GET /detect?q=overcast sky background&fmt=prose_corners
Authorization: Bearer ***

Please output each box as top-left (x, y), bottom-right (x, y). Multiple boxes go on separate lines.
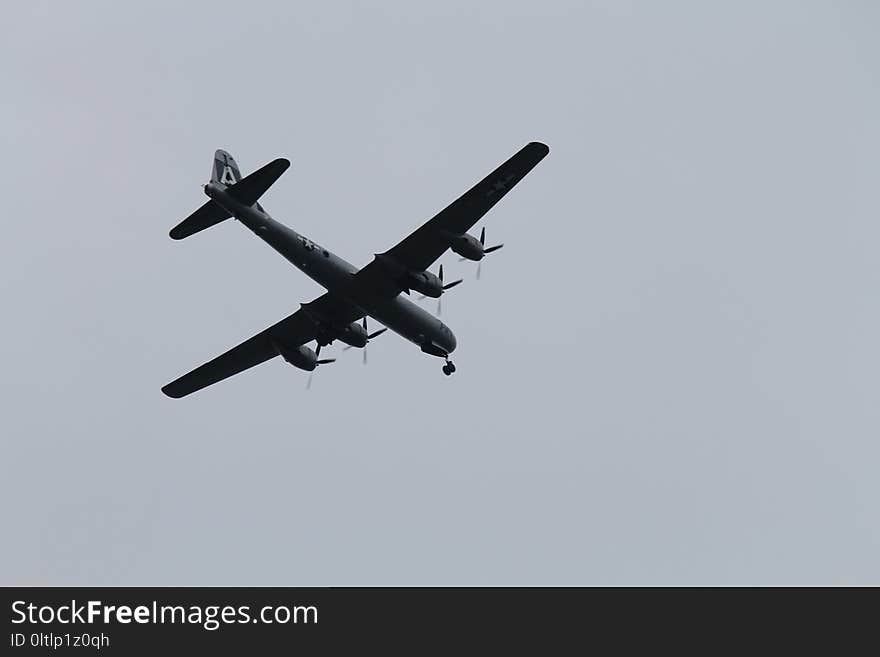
top-left (2, 1), bottom-right (879, 585)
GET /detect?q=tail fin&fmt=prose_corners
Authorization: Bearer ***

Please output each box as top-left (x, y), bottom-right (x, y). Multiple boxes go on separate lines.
top-left (170, 150), bottom-right (288, 240)
top-left (212, 149), bottom-right (243, 186)
top-left (210, 148), bottom-right (291, 207)
top-left (223, 157), bottom-right (290, 207)
top-left (169, 149), bottom-right (239, 239)
top-left (168, 149), bottom-right (290, 240)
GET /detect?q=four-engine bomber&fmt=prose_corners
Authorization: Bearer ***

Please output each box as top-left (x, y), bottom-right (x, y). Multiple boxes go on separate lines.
top-left (162, 142), bottom-right (549, 397)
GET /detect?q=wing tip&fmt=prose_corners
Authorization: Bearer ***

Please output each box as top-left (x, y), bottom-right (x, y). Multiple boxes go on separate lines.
top-left (527, 141), bottom-right (550, 157)
top-left (161, 383), bottom-right (186, 398)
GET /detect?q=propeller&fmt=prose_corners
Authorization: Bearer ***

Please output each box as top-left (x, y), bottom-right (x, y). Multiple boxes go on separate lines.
top-left (480, 226), bottom-right (504, 254)
top-left (342, 317), bottom-right (387, 364)
top-left (437, 264), bottom-right (463, 316)
top-left (305, 341), bottom-right (336, 389)
top-left (314, 341), bottom-right (340, 364)
top-left (306, 354), bottom-right (336, 390)
top-left (440, 264), bottom-right (463, 290)
top-left (461, 227), bottom-right (503, 279)
top-left (418, 264), bottom-right (463, 315)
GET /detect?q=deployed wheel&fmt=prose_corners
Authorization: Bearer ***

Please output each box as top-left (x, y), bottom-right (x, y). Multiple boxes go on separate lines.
top-left (442, 364), bottom-right (452, 376)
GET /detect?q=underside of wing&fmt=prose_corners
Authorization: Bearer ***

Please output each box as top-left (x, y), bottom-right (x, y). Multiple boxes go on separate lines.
top-left (161, 293), bottom-right (361, 398)
top-left (383, 142), bottom-right (549, 272)
top-left (161, 312), bottom-right (310, 398)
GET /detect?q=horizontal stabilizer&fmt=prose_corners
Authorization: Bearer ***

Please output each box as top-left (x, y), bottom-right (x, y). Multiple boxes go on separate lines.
top-left (225, 158), bottom-right (290, 207)
top-left (169, 200), bottom-right (232, 240)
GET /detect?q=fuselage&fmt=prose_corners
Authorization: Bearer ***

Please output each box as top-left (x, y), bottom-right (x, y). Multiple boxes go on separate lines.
top-left (204, 183), bottom-right (457, 356)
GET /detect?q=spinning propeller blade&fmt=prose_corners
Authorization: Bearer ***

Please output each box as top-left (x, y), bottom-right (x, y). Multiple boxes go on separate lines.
top-left (307, 346), bottom-right (335, 389)
top-left (343, 318), bottom-right (386, 363)
top-left (476, 227), bottom-right (503, 279)
top-left (437, 264), bottom-right (462, 316)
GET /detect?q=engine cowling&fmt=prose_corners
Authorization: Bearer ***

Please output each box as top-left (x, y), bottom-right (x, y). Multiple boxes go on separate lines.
top-left (403, 270), bottom-right (444, 298)
top-left (338, 321), bottom-right (368, 348)
top-left (450, 233), bottom-right (484, 261)
top-left (276, 343), bottom-right (319, 371)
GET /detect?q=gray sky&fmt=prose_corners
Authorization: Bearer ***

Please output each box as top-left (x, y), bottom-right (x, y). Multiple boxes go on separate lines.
top-left (2, 1), bottom-right (879, 585)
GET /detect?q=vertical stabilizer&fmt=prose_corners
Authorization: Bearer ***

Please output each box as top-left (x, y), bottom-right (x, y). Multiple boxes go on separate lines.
top-left (212, 149), bottom-right (243, 186)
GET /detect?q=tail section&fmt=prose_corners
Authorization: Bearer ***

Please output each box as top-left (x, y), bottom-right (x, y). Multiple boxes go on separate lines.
top-left (169, 199), bottom-right (231, 240)
top-left (169, 150), bottom-right (289, 240)
top-left (212, 149), bottom-right (243, 186)
top-left (222, 157), bottom-right (290, 207)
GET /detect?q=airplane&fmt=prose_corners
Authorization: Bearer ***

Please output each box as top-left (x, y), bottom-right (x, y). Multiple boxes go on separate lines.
top-left (161, 142), bottom-right (550, 398)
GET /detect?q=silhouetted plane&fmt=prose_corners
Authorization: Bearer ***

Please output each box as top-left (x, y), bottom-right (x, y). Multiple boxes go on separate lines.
top-left (162, 142), bottom-right (549, 397)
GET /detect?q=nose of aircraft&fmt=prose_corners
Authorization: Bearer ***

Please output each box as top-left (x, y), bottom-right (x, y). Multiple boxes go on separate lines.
top-left (444, 327), bottom-right (457, 354)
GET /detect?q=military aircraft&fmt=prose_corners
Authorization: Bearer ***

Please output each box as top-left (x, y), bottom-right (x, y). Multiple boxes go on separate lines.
top-left (162, 142), bottom-right (549, 398)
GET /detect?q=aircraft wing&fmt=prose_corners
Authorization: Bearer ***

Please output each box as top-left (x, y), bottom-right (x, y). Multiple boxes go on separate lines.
top-left (161, 293), bottom-right (363, 398)
top-left (375, 142), bottom-right (549, 274)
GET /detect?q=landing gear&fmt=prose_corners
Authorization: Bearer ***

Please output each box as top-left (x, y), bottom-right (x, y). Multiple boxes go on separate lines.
top-left (442, 359), bottom-right (456, 376)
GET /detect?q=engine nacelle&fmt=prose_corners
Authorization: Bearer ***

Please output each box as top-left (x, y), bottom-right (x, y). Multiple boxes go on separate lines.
top-left (276, 343), bottom-right (319, 371)
top-left (338, 321), bottom-right (368, 348)
top-left (450, 233), bottom-right (484, 261)
top-left (404, 270), bottom-right (444, 298)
